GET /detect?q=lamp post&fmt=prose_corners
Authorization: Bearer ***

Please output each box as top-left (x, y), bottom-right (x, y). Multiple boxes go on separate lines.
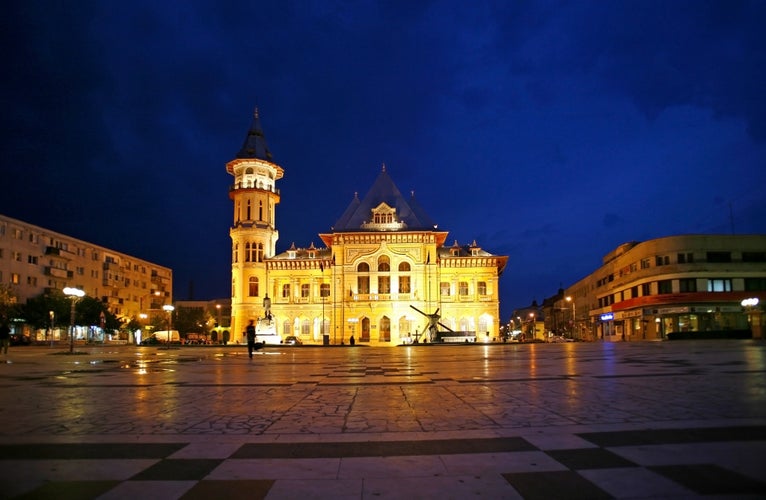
top-left (741, 298), bottom-right (762, 339)
top-left (565, 296), bottom-right (576, 339)
top-left (63, 287), bottom-right (85, 354)
top-left (163, 304), bottom-right (174, 348)
top-left (49, 310), bottom-right (54, 347)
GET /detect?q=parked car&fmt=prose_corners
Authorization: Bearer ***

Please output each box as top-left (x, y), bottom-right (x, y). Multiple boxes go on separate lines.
top-left (284, 335), bottom-right (302, 345)
top-left (10, 334), bottom-right (31, 346)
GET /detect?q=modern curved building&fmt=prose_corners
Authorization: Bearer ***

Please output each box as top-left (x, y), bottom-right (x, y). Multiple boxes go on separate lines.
top-left (557, 235), bottom-right (766, 341)
top-left (227, 111), bottom-right (508, 345)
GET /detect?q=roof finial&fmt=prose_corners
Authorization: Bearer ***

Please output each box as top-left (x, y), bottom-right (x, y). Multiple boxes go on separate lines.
top-left (381, 162), bottom-right (386, 172)
top-left (254, 107), bottom-right (259, 119)
top-left (411, 190), bottom-right (415, 197)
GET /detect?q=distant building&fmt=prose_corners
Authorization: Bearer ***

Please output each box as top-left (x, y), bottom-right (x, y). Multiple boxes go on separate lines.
top-left (0, 214), bottom-right (172, 323)
top-left (227, 111), bottom-right (508, 345)
top-left (556, 235), bottom-right (766, 341)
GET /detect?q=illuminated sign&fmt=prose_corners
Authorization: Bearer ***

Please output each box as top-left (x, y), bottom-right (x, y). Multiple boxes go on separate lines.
top-left (600, 313), bottom-right (614, 321)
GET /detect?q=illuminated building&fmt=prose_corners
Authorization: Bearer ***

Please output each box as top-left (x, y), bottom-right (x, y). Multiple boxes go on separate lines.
top-left (227, 111), bottom-right (508, 345)
top-left (557, 235), bottom-right (766, 341)
top-left (0, 214), bottom-right (172, 323)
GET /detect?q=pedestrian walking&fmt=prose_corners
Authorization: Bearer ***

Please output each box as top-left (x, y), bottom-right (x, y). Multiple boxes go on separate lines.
top-left (246, 320), bottom-right (257, 358)
top-left (0, 320), bottom-right (10, 356)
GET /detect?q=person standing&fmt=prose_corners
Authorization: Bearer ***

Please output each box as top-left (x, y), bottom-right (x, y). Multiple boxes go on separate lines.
top-left (246, 320), bottom-right (257, 359)
top-left (0, 321), bottom-right (10, 357)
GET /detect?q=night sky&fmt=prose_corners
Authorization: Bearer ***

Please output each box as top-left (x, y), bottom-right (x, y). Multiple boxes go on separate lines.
top-left (2, 1), bottom-right (765, 321)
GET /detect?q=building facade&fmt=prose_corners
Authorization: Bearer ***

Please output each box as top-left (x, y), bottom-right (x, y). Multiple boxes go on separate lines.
top-left (0, 214), bottom-right (173, 325)
top-left (555, 235), bottom-right (766, 341)
top-left (228, 111), bottom-right (508, 345)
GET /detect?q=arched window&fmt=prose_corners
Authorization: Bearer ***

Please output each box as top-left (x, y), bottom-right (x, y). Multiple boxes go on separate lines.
top-left (301, 319), bottom-right (311, 336)
top-left (377, 255), bottom-right (390, 272)
top-left (380, 316), bottom-right (391, 342)
top-left (282, 283), bottom-right (290, 298)
top-left (257, 243), bottom-right (264, 262)
top-left (244, 242), bottom-right (252, 262)
top-left (259, 200), bottom-right (263, 221)
top-left (357, 262), bottom-right (369, 294)
top-left (233, 243), bottom-right (239, 263)
top-left (246, 199), bottom-right (252, 220)
top-left (398, 261), bottom-right (411, 294)
top-left (248, 277), bottom-right (259, 297)
top-left (377, 256), bottom-right (390, 294)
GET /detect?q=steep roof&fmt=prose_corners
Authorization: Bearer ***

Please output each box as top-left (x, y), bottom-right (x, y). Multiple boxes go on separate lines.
top-left (235, 108), bottom-right (273, 161)
top-left (332, 166), bottom-right (436, 231)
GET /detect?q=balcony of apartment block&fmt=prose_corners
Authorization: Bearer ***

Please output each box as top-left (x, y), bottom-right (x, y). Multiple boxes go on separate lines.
top-left (44, 267), bottom-right (69, 278)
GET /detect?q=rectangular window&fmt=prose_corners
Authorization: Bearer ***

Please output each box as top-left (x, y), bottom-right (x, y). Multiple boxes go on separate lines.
top-left (11, 273), bottom-right (20, 284)
top-left (27, 255), bottom-right (38, 265)
top-left (478, 281), bottom-right (487, 295)
top-left (677, 252), bottom-right (694, 264)
top-left (679, 278), bottom-right (697, 292)
top-left (301, 284), bottom-right (310, 298)
top-left (707, 279), bottom-right (732, 292)
top-left (655, 256), bottom-right (670, 266)
top-left (399, 276), bottom-right (411, 294)
top-left (657, 280), bottom-right (673, 294)
top-left (13, 251), bottom-right (21, 262)
top-left (27, 276), bottom-right (37, 286)
top-left (641, 259), bottom-right (650, 269)
top-left (706, 252), bottom-right (731, 263)
top-left (378, 276), bottom-right (390, 294)
top-left (641, 283), bottom-right (651, 296)
top-left (742, 252), bottom-right (766, 262)
top-left (320, 283), bottom-right (330, 297)
top-left (440, 282), bottom-right (450, 296)
top-left (458, 281), bottom-right (469, 296)
top-left (357, 276), bottom-right (369, 294)
top-left (744, 278), bottom-right (766, 291)
top-left (282, 284), bottom-right (290, 298)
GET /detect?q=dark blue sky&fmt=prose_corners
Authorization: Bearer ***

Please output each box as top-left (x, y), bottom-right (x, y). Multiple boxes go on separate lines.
top-left (2, 1), bottom-right (765, 321)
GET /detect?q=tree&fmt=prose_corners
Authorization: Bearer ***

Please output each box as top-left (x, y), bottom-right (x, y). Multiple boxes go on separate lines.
top-left (21, 291), bottom-right (119, 331)
top-left (0, 283), bottom-right (21, 321)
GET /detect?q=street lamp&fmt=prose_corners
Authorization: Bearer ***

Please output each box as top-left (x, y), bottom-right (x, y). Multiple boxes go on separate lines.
top-left (48, 310), bottom-right (55, 347)
top-left (63, 287), bottom-right (85, 354)
top-left (741, 298), bottom-right (762, 339)
top-left (163, 304), bottom-right (174, 347)
top-left (565, 296), bottom-right (576, 339)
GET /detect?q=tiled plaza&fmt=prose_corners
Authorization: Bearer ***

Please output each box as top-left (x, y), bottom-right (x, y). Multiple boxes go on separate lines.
top-left (1, 340), bottom-right (765, 499)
